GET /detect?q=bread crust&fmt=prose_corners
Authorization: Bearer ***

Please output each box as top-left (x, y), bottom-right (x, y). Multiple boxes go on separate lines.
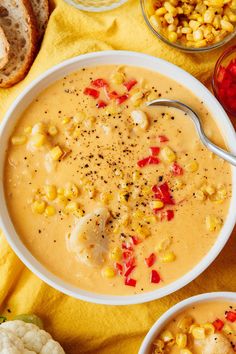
top-left (31, 0), bottom-right (49, 39)
top-left (0, 0), bottom-right (38, 88)
top-left (0, 26), bottom-right (9, 70)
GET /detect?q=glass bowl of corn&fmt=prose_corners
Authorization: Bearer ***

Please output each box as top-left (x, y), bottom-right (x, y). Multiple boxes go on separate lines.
top-left (141, 0), bottom-right (236, 52)
top-left (63, 0), bottom-right (128, 12)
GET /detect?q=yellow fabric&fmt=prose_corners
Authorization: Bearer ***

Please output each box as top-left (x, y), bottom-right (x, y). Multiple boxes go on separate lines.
top-left (0, 1), bottom-right (236, 353)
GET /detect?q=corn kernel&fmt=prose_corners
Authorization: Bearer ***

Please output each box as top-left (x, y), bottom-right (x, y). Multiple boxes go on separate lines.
top-left (113, 224), bottom-right (120, 235)
top-left (32, 122), bottom-right (46, 134)
top-left (223, 324), bottom-right (234, 335)
top-left (182, 27), bottom-right (193, 34)
top-left (62, 117), bottom-right (71, 125)
top-left (50, 146), bottom-right (63, 161)
top-left (111, 71), bottom-right (125, 84)
top-left (193, 28), bottom-right (204, 41)
top-left (164, 1), bottom-right (178, 15)
top-left (191, 326), bottom-right (206, 339)
top-left (24, 126), bottom-right (32, 134)
top-left (161, 146), bottom-right (177, 163)
top-left (156, 7), bottom-right (167, 16)
top-left (185, 161), bottom-right (199, 172)
top-left (64, 182), bottom-right (79, 199)
top-left (180, 350), bottom-right (193, 354)
top-left (11, 135), bottom-right (27, 146)
top-left (45, 205), bottom-right (56, 217)
top-left (31, 133), bottom-right (46, 147)
top-left (109, 247), bottom-right (122, 261)
top-left (168, 23), bottom-right (177, 32)
top-left (165, 12), bottom-right (175, 23)
top-left (45, 184), bottom-right (57, 201)
top-left (102, 266), bottom-right (116, 278)
top-left (32, 200), bottom-right (46, 214)
top-left (153, 339), bottom-right (165, 351)
top-left (73, 127), bottom-right (81, 138)
top-left (160, 251), bottom-right (176, 263)
top-left (132, 170), bottom-right (142, 182)
top-left (83, 116), bottom-right (96, 129)
top-left (57, 187), bottom-right (64, 195)
top-left (120, 214), bottom-right (129, 226)
top-left (156, 237), bottom-right (172, 252)
top-left (205, 184), bottom-right (215, 195)
top-left (195, 190), bottom-right (206, 201)
top-left (176, 333), bottom-right (187, 349)
top-left (206, 215), bottom-right (222, 231)
top-left (177, 317), bottom-right (194, 333)
top-left (48, 125), bottom-right (58, 136)
top-left (202, 323), bottom-right (215, 335)
top-left (65, 201), bottom-right (79, 214)
top-left (204, 9), bottom-right (215, 23)
top-left (152, 200), bottom-right (164, 209)
top-left (189, 20), bottom-right (201, 30)
top-left (160, 330), bottom-right (174, 342)
top-left (221, 19), bottom-right (234, 31)
top-left (56, 195), bottom-right (68, 207)
top-left (168, 31), bottom-right (178, 42)
top-left (100, 192), bottom-right (113, 204)
top-left (136, 225), bottom-right (150, 238)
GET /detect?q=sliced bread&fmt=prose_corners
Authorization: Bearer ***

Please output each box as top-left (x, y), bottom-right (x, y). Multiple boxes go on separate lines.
top-left (0, 26), bottom-right (9, 69)
top-left (30, 0), bottom-right (49, 39)
top-left (0, 0), bottom-right (38, 88)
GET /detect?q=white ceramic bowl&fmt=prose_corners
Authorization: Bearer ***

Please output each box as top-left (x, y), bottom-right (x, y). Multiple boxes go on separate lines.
top-left (0, 51), bottom-right (236, 305)
top-left (139, 291), bottom-right (236, 353)
top-left (63, 0), bottom-right (128, 12)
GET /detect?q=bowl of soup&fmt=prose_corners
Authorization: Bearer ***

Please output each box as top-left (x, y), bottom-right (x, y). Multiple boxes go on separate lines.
top-left (139, 292), bottom-right (236, 353)
top-left (0, 51), bottom-right (236, 305)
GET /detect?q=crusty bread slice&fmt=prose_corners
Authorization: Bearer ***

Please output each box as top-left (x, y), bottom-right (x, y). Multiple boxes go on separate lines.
top-left (0, 0), bottom-right (38, 88)
top-left (0, 26), bottom-right (9, 69)
top-left (30, 0), bottom-right (49, 39)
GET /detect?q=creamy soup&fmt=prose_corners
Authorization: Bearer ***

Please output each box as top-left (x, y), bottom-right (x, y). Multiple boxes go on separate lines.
top-left (151, 300), bottom-right (236, 353)
top-left (4, 65), bottom-right (231, 295)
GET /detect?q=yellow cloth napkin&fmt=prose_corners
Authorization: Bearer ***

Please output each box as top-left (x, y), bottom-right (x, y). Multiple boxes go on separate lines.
top-left (0, 1), bottom-right (236, 353)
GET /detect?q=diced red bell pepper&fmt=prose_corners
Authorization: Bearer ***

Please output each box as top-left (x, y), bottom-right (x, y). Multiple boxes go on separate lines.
top-left (123, 251), bottom-right (132, 260)
top-left (145, 253), bottom-right (156, 267)
top-left (104, 86), bottom-right (119, 100)
top-left (137, 157), bottom-right (150, 168)
top-left (213, 319), bottom-right (224, 331)
top-left (125, 256), bottom-right (135, 268)
top-left (125, 278), bottom-right (136, 287)
top-left (151, 270), bottom-right (161, 284)
top-left (116, 94), bottom-right (129, 105)
top-left (124, 265), bottom-right (136, 277)
top-left (124, 79), bottom-right (137, 91)
top-left (166, 210), bottom-right (174, 221)
top-left (115, 263), bottom-right (123, 275)
top-left (137, 156), bottom-right (160, 168)
top-left (152, 182), bottom-right (175, 205)
top-left (171, 162), bottom-right (184, 176)
top-left (83, 87), bottom-right (100, 99)
top-left (158, 135), bottom-right (169, 143)
top-left (91, 78), bottom-right (109, 88)
top-left (131, 236), bottom-right (142, 245)
top-left (122, 242), bottom-right (133, 251)
top-left (149, 146), bottom-right (160, 156)
top-left (225, 311), bottom-right (236, 323)
top-left (96, 100), bottom-right (107, 108)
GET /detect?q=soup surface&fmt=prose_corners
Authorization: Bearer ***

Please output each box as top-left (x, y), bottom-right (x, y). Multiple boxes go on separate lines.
top-left (151, 300), bottom-right (236, 353)
top-left (4, 65), bottom-right (231, 295)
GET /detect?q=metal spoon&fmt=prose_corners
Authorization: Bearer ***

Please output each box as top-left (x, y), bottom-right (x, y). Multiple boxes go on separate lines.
top-left (147, 98), bottom-right (236, 167)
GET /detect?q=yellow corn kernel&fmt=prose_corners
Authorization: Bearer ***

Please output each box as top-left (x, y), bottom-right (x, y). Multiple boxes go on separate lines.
top-left (24, 126), bottom-right (32, 134)
top-left (186, 33), bottom-right (194, 41)
top-left (11, 135), bottom-right (27, 146)
top-left (205, 184), bottom-right (215, 195)
top-left (156, 237), bottom-right (172, 252)
top-left (194, 39), bottom-right (207, 47)
top-left (173, 179), bottom-right (184, 190)
top-left (72, 127), bottom-right (81, 138)
top-left (195, 190), bottom-right (206, 201)
top-left (221, 19), bottom-right (234, 31)
top-left (193, 28), bottom-right (204, 41)
top-left (153, 339), bottom-right (165, 351)
top-left (120, 214), bottom-right (129, 226)
top-left (177, 317), bottom-right (194, 333)
top-left (45, 205), bottom-right (56, 217)
top-left (136, 225), bottom-right (150, 238)
top-left (100, 192), bottom-right (113, 204)
top-left (164, 1), bottom-right (178, 15)
top-left (206, 215), bottom-right (222, 231)
top-left (102, 266), bottom-right (116, 279)
top-left (83, 116), bottom-right (96, 129)
top-left (168, 23), bottom-right (177, 32)
top-left (204, 9), bottom-right (215, 23)
top-left (224, 7), bottom-right (236, 21)
top-left (146, 1), bottom-right (155, 16)
top-left (191, 326), bottom-right (206, 339)
top-left (189, 20), bottom-right (201, 31)
top-left (202, 323), bottom-right (215, 335)
top-left (160, 330), bottom-right (174, 342)
top-left (50, 146), bottom-right (63, 161)
top-left (31, 133), bottom-right (46, 147)
top-left (113, 224), bottom-right (120, 235)
top-left (65, 201), bottom-right (79, 214)
top-left (145, 215), bottom-right (157, 224)
top-left (62, 117), bottom-right (71, 125)
top-left (57, 187), bottom-right (64, 195)
top-left (132, 210), bottom-right (145, 219)
top-left (56, 195), bottom-right (68, 207)
top-left (152, 200), bottom-right (164, 209)
top-left (32, 200), bottom-right (46, 214)
top-left (185, 161), bottom-right (199, 172)
top-left (111, 71), bottom-right (125, 84)
top-left (223, 324), bottom-right (234, 335)
top-left (130, 91), bottom-right (144, 106)
top-left (45, 184), bottom-right (57, 201)
top-left (165, 12), bottom-right (175, 23)
top-left (180, 350), bottom-right (193, 354)
top-left (48, 125), bottom-right (58, 136)
top-left (64, 182), bottom-right (79, 199)
top-left (182, 27), bottom-right (193, 34)
top-left (109, 247), bottom-right (122, 261)
top-left (160, 251), bottom-right (176, 263)
top-left (168, 31), bottom-right (178, 42)
top-left (32, 122), bottom-right (46, 134)
top-left (149, 14), bottom-right (162, 29)
top-left (156, 7), bottom-right (167, 16)
top-left (161, 146), bottom-right (177, 163)
top-left (176, 333), bottom-right (187, 349)
top-left (230, 0), bottom-right (236, 9)
top-left (132, 170), bottom-right (142, 182)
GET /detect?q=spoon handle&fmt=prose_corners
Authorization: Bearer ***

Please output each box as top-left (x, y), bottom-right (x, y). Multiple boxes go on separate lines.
top-left (202, 135), bottom-right (236, 167)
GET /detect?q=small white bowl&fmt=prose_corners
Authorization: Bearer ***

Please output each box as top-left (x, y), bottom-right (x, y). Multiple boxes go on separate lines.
top-left (139, 291), bottom-right (236, 353)
top-left (0, 51), bottom-right (236, 305)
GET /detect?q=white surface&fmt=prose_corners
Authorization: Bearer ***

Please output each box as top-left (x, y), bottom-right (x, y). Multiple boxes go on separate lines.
top-left (139, 291), bottom-right (236, 353)
top-left (63, 0), bottom-right (128, 12)
top-left (0, 51), bottom-right (236, 305)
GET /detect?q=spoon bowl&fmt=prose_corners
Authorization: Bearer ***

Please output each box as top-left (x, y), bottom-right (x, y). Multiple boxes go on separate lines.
top-left (147, 98), bottom-right (236, 167)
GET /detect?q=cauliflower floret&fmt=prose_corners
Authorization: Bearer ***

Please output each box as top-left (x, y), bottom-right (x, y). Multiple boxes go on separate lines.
top-left (40, 339), bottom-right (65, 354)
top-left (202, 333), bottom-right (234, 354)
top-left (0, 328), bottom-right (27, 354)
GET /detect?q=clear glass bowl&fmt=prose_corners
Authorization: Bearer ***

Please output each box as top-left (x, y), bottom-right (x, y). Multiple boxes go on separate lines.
top-left (63, 0), bottom-right (128, 12)
top-left (141, 0), bottom-right (236, 52)
top-left (212, 45), bottom-right (236, 116)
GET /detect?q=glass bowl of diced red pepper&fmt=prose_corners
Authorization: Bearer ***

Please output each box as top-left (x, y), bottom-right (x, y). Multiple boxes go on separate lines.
top-left (213, 45), bottom-right (236, 116)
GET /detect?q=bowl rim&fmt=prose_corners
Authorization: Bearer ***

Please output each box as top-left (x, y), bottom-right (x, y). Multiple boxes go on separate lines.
top-left (140, 0), bottom-right (236, 53)
top-left (138, 291), bottom-right (236, 353)
top-left (63, 0), bottom-right (128, 12)
top-left (0, 50), bottom-right (236, 305)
